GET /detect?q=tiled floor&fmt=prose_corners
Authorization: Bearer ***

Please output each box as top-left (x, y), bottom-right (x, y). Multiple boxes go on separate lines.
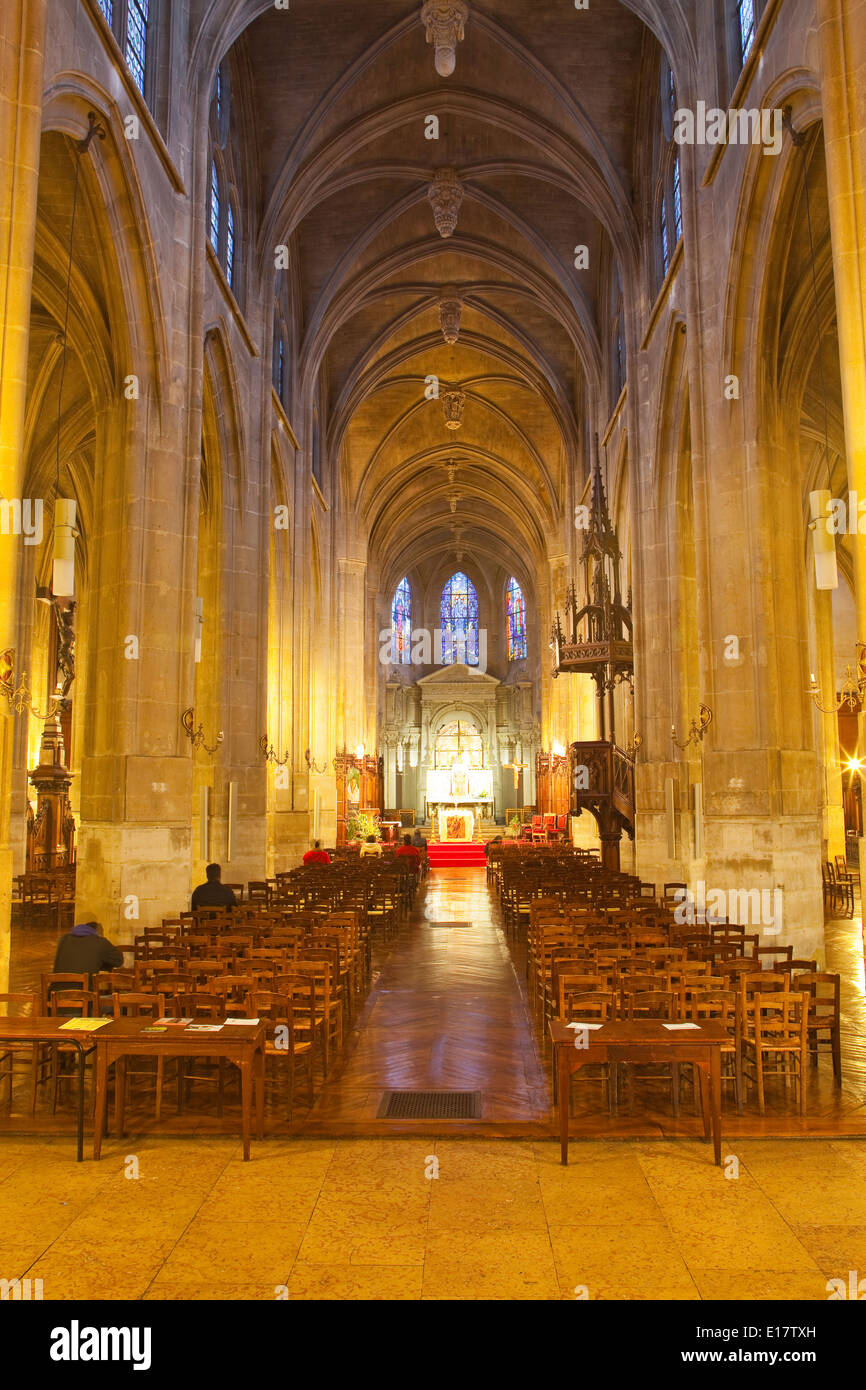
top-left (1, 1133), bottom-right (864, 1299)
top-left (3, 867), bottom-right (866, 1298)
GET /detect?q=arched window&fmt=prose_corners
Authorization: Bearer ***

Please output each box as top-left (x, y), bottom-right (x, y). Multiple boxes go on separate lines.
top-left (441, 571), bottom-right (479, 666)
top-left (226, 202), bottom-right (236, 288)
top-left (660, 195), bottom-right (670, 277)
top-left (209, 162), bottom-right (220, 253)
top-left (672, 153), bottom-right (682, 243)
top-left (506, 577), bottom-right (527, 661)
top-left (391, 577), bottom-right (412, 665)
top-left (736, 0), bottom-right (756, 64)
top-left (125, 0), bottom-right (150, 94)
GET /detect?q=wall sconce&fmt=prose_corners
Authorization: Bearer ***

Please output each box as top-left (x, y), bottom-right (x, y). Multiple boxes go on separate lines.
top-left (260, 735), bottom-right (289, 766)
top-left (182, 707), bottom-right (223, 754)
top-left (551, 741), bottom-right (566, 757)
top-left (306, 748), bottom-right (329, 774)
top-left (671, 704), bottom-right (713, 750)
top-left (808, 653), bottom-right (866, 714)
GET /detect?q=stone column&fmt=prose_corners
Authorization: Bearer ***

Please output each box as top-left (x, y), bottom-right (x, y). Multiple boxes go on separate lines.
top-left (75, 392), bottom-right (196, 940)
top-left (818, 0), bottom-right (866, 881)
top-left (0, 0), bottom-right (46, 987)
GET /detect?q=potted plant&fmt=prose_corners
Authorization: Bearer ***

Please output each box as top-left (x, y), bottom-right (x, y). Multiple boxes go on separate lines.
top-left (507, 814), bottom-right (522, 839)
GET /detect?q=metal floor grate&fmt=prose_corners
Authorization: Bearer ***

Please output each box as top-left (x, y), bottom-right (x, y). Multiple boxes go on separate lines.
top-left (378, 1090), bottom-right (482, 1119)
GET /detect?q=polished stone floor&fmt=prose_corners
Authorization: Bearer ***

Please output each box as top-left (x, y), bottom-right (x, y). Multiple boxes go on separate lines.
top-left (3, 869), bottom-right (866, 1299)
top-left (1, 1133), bottom-right (865, 1299)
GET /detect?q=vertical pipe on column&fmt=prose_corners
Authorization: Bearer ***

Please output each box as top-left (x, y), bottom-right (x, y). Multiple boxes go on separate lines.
top-left (665, 777), bottom-right (676, 859)
top-left (227, 781), bottom-right (237, 862)
top-left (200, 785), bottom-right (210, 862)
top-left (693, 781), bottom-right (703, 860)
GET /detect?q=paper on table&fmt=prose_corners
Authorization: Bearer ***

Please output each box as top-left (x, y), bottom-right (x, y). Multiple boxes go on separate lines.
top-left (228, 1018), bottom-right (260, 1025)
top-left (58, 1017), bottom-right (110, 1031)
top-left (566, 1021), bottom-right (604, 1031)
top-left (185, 1023), bottom-right (225, 1032)
top-left (663, 1023), bottom-right (701, 1030)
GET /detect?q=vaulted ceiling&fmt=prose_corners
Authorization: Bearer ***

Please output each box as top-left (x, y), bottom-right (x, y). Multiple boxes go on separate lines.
top-left (223, 0), bottom-right (664, 593)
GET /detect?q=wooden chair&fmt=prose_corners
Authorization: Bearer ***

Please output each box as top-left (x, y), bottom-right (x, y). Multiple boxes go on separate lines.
top-left (794, 971), bottom-right (842, 1086)
top-left (111, 992), bottom-right (167, 1124)
top-left (0, 992), bottom-right (39, 1113)
top-left (247, 989), bottom-right (313, 1117)
top-left (44, 986), bottom-right (98, 1114)
top-left (683, 989), bottom-right (742, 1114)
top-left (742, 992), bottom-right (809, 1115)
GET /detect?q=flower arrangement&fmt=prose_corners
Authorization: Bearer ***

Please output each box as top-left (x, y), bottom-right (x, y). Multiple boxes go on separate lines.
top-left (346, 809), bottom-right (381, 844)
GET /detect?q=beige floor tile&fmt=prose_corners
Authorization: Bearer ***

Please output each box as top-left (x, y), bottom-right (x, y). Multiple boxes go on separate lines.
top-left (288, 1262), bottom-right (423, 1300)
top-left (688, 1267), bottom-right (832, 1300)
top-left (157, 1218), bottom-right (306, 1285)
top-left (297, 1212), bottom-right (427, 1265)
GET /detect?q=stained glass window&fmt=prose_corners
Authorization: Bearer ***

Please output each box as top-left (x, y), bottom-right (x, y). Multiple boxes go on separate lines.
top-left (226, 203), bottom-right (235, 287)
top-left (392, 577), bottom-right (412, 665)
top-left (215, 67), bottom-right (222, 125)
top-left (672, 154), bottom-right (682, 243)
top-left (441, 571), bottom-right (479, 666)
top-left (98, 0), bottom-right (113, 24)
top-left (209, 163), bottom-right (220, 253)
top-left (506, 577), bottom-right (527, 661)
top-left (737, 0), bottom-right (756, 64)
top-left (660, 195), bottom-right (669, 276)
top-left (125, 0), bottom-right (149, 94)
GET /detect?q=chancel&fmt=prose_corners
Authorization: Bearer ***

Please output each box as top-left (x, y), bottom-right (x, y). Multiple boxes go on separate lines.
top-left (0, 0), bottom-right (865, 1316)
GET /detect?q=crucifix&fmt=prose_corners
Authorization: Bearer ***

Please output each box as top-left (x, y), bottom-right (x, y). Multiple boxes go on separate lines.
top-left (504, 758), bottom-right (528, 790)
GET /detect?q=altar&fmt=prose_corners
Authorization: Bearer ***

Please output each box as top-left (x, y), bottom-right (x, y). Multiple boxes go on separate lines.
top-left (425, 767), bottom-right (493, 821)
top-left (437, 808), bottom-right (474, 842)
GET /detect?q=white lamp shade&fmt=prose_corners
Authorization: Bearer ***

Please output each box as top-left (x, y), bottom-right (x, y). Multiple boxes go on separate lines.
top-left (52, 498), bottom-right (76, 598)
top-left (194, 596), bottom-right (204, 664)
top-left (809, 490), bottom-right (838, 590)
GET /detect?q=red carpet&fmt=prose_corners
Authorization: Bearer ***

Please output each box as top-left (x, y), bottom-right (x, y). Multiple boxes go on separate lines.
top-left (428, 842), bottom-right (487, 868)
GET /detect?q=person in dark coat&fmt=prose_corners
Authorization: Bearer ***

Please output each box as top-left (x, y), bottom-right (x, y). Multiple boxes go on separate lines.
top-left (52, 918), bottom-right (124, 982)
top-left (191, 863), bottom-right (237, 909)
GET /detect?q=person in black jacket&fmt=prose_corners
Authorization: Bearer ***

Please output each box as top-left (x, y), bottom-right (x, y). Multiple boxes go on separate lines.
top-left (191, 863), bottom-right (237, 909)
top-left (52, 919), bottom-right (124, 982)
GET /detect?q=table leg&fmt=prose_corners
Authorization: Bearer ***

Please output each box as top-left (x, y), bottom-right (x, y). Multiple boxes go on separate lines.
top-left (255, 1045), bottom-right (265, 1141)
top-left (710, 1045), bottom-right (722, 1166)
top-left (697, 1064), bottom-right (711, 1139)
top-left (93, 1045), bottom-right (108, 1161)
top-left (559, 1046), bottom-right (570, 1165)
top-left (240, 1055), bottom-right (252, 1161)
top-left (76, 1044), bottom-right (85, 1163)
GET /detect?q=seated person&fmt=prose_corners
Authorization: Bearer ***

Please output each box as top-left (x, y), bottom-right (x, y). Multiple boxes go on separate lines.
top-left (359, 834), bottom-right (383, 857)
top-left (484, 835), bottom-right (503, 860)
top-left (395, 834), bottom-right (422, 873)
top-left (52, 917), bottom-right (124, 1009)
top-left (191, 862), bottom-right (237, 910)
top-left (303, 840), bottom-right (331, 866)
top-left (411, 828), bottom-right (428, 850)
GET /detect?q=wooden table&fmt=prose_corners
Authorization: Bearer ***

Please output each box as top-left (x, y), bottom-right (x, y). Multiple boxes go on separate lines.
top-left (549, 1018), bottom-right (727, 1166)
top-left (92, 1019), bottom-right (266, 1161)
top-left (0, 1018), bottom-right (98, 1161)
